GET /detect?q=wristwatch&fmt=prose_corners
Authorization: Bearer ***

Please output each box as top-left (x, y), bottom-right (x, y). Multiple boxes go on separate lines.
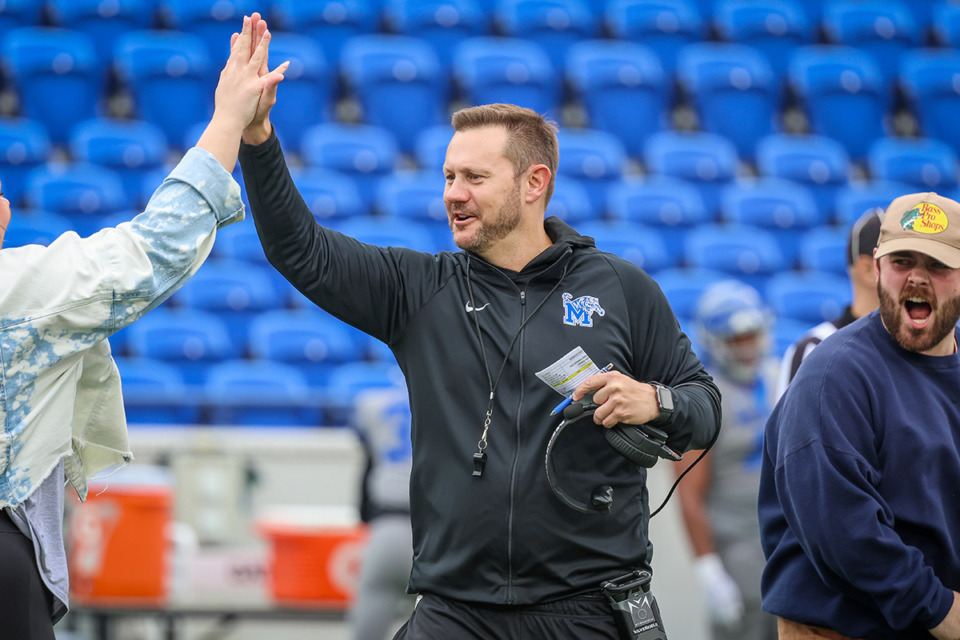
top-left (647, 382), bottom-right (674, 426)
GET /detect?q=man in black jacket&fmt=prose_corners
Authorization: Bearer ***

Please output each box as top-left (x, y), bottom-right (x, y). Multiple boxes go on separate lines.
top-left (237, 15), bottom-right (721, 639)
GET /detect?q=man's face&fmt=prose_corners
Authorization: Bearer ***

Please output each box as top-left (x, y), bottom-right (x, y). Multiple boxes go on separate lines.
top-left (0, 181), bottom-right (9, 249)
top-left (443, 126), bottom-right (523, 255)
top-left (876, 251), bottom-right (960, 354)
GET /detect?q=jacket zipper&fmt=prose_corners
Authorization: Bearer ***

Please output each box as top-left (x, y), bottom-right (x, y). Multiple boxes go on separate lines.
top-left (506, 288), bottom-right (527, 604)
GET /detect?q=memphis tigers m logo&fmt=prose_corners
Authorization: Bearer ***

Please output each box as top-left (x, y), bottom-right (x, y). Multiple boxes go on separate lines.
top-left (562, 293), bottom-right (605, 327)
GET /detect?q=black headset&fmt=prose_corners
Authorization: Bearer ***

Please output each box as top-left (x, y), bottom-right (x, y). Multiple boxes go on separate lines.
top-left (545, 394), bottom-right (682, 514)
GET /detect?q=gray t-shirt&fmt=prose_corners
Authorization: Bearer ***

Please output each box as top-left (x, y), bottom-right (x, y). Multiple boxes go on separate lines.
top-left (6, 459), bottom-right (69, 623)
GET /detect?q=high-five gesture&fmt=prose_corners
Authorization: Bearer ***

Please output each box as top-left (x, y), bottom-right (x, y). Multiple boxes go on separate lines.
top-left (240, 12), bottom-right (280, 146)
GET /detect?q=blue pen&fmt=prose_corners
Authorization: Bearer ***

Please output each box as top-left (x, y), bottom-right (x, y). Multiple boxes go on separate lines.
top-left (550, 363), bottom-right (614, 415)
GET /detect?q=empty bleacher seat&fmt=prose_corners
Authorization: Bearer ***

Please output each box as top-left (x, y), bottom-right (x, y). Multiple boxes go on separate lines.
top-left (545, 179), bottom-right (596, 225)
top-left (300, 122), bottom-right (399, 212)
top-left (383, 0), bottom-right (488, 70)
top-left (556, 127), bottom-right (628, 215)
top-left (565, 39), bottom-right (669, 158)
top-left (654, 266), bottom-right (729, 324)
top-left (676, 41), bottom-right (779, 160)
top-left (867, 136), bottom-right (960, 194)
top-left (1, 211), bottom-right (73, 248)
top-left (604, 0), bottom-right (705, 74)
top-left (494, 0), bottom-right (598, 72)
top-left (834, 179), bottom-right (912, 227)
top-left (47, 0), bottom-right (154, 66)
top-left (375, 169), bottom-right (446, 222)
top-left (0, 117), bottom-right (51, 206)
top-left (204, 359), bottom-right (319, 426)
top-left (713, 0), bottom-right (812, 78)
top-left (720, 177), bottom-right (821, 268)
top-left (900, 49), bottom-right (960, 155)
top-left (331, 215), bottom-right (440, 253)
top-left (340, 34), bottom-right (448, 153)
top-left (932, 2), bottom-right (960, 48)
top-left (24, 163), bottom-right (129, 236)
top-left (0, 0), bottom-right (44, 32)
top-left (754, 132), bottom-right (851, 221)
top-left (266, 34), bottom-right (336, 151)
top-left (787, 45), bottom-right (887, 161)
top-left (325, 359), bottom-right (405, 424)
top-left (1, 27), bottom-right (103, 144)
top-left (114, 30), bottom-right (215, 150)
top-left (607, 176), bottom-right (709, 263)
top-left (799, 226), bottom-right (848, 277)
top-left (114, 356), bottom-right (199, 425)
top-left (822, 0), bottom-right (919, 86)
top-left (452, 36), bottom-right (561, 118)
top-left (271, 0), bottom-right (378, 66)
top-left (413, 124), bottom-right (455, 170)
top-left (765, 270), bottom-right (850, 325)
top-left (290, 167), bottom-right (366, 222)
top-left (579, 219), bottom-right (673, 273)
top-left (643, 130), bottom-right (739, 219)
top-left (683, 222), bottom-right (785, 291)
top-left (158, 0), bottom-right (259, 61)
top-left (69, 118), bottom-right (168, 209)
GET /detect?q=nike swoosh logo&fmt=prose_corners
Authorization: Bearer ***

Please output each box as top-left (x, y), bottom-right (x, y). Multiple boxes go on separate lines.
top-left (465, 302), bottom-right (491, 313)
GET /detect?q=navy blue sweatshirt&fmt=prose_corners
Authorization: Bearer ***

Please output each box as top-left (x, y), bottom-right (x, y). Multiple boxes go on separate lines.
top-left (760, 311), bottom-right (960, 638)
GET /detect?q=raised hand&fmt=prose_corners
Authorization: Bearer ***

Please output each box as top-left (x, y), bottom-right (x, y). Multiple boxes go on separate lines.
top-left (239, 11), bottom-right (280, 145)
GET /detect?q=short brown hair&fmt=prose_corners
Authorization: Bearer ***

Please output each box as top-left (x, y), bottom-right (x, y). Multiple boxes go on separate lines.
top-left (451, 103), bottom-right (559, 206)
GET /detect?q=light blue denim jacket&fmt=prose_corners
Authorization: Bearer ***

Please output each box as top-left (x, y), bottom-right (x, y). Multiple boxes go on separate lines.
top-left (0, 147), bottom-right (243, 508)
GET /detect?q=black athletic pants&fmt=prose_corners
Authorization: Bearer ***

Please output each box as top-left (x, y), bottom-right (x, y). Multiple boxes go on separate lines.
top-left (392, 591), bottom-right (622, 639)
top-left (0, 509), bottom-right (56, 640)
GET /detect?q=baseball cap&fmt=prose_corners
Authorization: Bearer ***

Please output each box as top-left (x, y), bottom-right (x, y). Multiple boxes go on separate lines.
top-left (846, 207), bottom-right (883, 266)
top-left (875, 192), bottom-right (960, 268)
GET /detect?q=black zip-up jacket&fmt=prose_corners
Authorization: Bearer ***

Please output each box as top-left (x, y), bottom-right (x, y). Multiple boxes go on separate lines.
top-left (239, 132), bottom-right (721, 606)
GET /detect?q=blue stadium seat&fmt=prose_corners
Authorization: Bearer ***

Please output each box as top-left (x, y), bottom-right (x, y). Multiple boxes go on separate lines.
top-left (834, 179), bottom-right (912, 227)
top-left (565, 39), bottom-right (668, 158)
top-left (1, 27), bottom-right (103, 144)
top-left (720, 177), bottom-right (822, 268)
top-left (248, 309), bottom-right (365, 388)
top-left (643, 130), bottom-right (739, 219)
top-left (204, 359), bottom-right (319, 426)
top-left (932, 2), bottom-right (960, 48)
top-left (383, 0), bottom-right (488, 70)
top-left (607, 176), bottom-right (709, 264)
top-left (24, 163), bottom-right (129, 236)
top-left (114, 356), bottom-right (199, 425)
top-left (799, 226), bottom-right (848, 277)
top-left (325, 360), bottom-right (405, 424)
top-left (413, 124), bottom-right (454, 170)
top-left (46, 0), bottom-right (154, 66)
top-left (822, 1), bottom-right (919, 87)
top-left (124, 307), bottom-right (238, 385)
top-left (556, 127), bottom-right (627, 216)
top-left (114, 30), bottom-right (215, 150)
top-left (172, 260), bottom-right (283, 354)
top-left (604, 0), bottom-right (705, 74)
top-left (713, 0), bottom-right (812, 79)
top-left (158, 0), bottom-right (259, 61)
top-left (676, 42), bottom-right (778, 160)
top-left (340, 34), bottom-right (448, 153)
top-left (266, 34), bottom-right (336, 151)
top-left (578, 220), bottom-right (673, 273)
top-left (332, 215), bottom-right (440, 253)
top-left (772, 317), bottom-right (817, 359)
top-left (494, 0), bottom-right (598, 72)
top-left (0, 0), bottom-right (44, 33)
top-left (867, 136), bottom-right (960, 194)
top-left (375, 169), bottom-right (446, 222)
top-left (452, 36), bottom-right (561, 118)
top-left (654, 266), bottom-right (729, 325)
top-left (0, 117), bottom-right (51, 206)
top-left (765, 271), bottom-right (850, 325)
top-left (900, 50), bottom-right (960, 155)
top-left (755, 133), bottom-right (851, 222)
top-left (271, 0), bottom-right (378, 66)
top-left (1, 211), bottom-right (73, 248)
top-left (788, 45), bottom-right (887, 161)
top-left (300, 122), bottom-right (399, 212)
top-left (683, 223), bottom-right (785, 291)
top-left (545, 179), bottom-right (596, 225)
top-left (69, 118), bottom-right (168, 209)
top-left (290, 167), bottom-right (366, 222)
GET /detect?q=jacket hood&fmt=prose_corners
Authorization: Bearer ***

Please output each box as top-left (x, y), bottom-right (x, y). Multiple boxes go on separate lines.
top-left (545, 216), bottom-right (595, 250)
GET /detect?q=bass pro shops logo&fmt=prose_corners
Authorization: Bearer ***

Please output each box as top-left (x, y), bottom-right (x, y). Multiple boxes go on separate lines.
top-left (561, 293), bottom-right (605, 327)
top-left (900, 202), bottom-right (949, 234)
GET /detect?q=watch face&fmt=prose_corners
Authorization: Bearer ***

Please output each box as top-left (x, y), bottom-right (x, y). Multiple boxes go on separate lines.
top-left (657, 386), bottom-right (674, 413)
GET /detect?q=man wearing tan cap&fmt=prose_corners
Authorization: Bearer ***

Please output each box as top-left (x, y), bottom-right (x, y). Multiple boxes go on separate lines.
top-left (758, 192), bottom-right (960, 639)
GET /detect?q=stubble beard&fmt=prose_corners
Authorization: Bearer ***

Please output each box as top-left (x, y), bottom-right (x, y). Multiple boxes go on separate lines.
top-left (878, 281), bottom-right (960, 353)
top-left (451, 184), bottom-right (523, 254)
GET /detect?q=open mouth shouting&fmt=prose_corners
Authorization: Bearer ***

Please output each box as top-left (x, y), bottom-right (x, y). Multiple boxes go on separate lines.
top-left (903, 296), bottom-right (934, 329)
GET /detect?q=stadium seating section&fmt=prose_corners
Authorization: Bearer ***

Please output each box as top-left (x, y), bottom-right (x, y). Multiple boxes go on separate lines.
top-left (2, 0), bottom-right (956, 425)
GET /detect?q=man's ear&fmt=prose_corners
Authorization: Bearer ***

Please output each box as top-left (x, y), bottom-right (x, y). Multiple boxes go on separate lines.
top-left (524, 165), bottom-right (551, 204)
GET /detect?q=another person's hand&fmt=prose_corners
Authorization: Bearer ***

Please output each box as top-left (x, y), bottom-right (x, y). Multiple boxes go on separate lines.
top-left (694, 553), bottom-right (745, 632)
top-left (572, 371), bottom-right (661, 428)
top-left (240, 12), bottom-right (279, 145)
top-left (0, 182), bottom-right (11, 249)
top-left (216, 13), bottom-right (287, 136)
